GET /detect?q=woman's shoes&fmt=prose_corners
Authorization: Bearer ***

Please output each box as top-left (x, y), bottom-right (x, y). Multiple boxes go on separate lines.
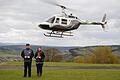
top-left (37, 73), bottom-right (42, 77)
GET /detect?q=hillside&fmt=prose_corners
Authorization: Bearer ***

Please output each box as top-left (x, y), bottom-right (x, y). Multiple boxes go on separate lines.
top-left (0, 45), bottom-right (120, 55)
top-left (0, 45), bottom-right (76, 55)
top-left (0, 45), bottom-right (120, 61)
top-left (69, 45), bottom-right (120, 57)
top-left (0, 45), bottom-right (120, 63)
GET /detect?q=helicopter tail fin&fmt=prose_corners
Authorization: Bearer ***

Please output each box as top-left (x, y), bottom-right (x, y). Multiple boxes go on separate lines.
top-left (101, 13), bottom-right (107, 30)
top-left (102, 13), bottom-right (106, 22)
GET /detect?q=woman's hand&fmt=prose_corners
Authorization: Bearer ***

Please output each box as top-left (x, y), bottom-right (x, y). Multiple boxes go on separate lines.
top-left (36, 56), bottom-right (41, 59)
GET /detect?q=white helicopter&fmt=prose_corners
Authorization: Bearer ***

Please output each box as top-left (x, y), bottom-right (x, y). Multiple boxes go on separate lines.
top-left (38, 1), bottom-right (107, 38)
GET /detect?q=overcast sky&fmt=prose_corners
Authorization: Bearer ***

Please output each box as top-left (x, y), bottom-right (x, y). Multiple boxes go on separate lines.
top-left (0, 0), bottom-right (120, 46)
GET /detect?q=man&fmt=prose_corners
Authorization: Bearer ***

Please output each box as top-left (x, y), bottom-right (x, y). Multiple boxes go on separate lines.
top-left (21, 44), bottom-right (34, 77)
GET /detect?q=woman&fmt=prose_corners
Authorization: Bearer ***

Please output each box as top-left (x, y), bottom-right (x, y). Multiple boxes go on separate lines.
top-left (34, 47), bottom-right (45, 77)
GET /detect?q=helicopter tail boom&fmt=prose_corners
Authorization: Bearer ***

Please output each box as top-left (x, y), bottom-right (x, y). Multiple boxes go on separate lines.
top-left (79, 14), bottom-right (107, 30)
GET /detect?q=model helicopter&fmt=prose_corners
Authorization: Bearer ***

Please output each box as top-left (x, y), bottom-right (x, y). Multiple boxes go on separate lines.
top-left (38, 1), bottom-right (107, 38)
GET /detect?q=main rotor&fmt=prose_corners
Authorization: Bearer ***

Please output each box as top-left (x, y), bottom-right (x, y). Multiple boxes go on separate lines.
top-left (40, 0), bottom-right (74, 16)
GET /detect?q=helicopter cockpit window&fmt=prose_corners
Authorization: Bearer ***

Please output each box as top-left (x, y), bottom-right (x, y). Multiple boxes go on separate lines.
top-left (46, 17), bottom-right (55, 23)
top-left (55, 18), bottom-right (59, 23)
top-left (61, 19), bottom-right (67, 25)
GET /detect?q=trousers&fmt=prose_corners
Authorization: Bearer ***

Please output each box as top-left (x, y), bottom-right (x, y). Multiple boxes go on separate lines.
top-left (24, 62), bottom-right (32, 77)
top-left (36, 64), bottom-right (43, 76)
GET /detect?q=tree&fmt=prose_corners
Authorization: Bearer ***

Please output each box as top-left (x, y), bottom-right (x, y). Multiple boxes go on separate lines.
top-left (89, 46), bottom-right (119, 64)
top-left (44, 48), bottom-right (63, 62)
top-left (84, 54), bottom-right (96, 63)
top-left (73, 46), bottom-right (120, 64)
top-left (74, 56), bottom-right (84, 63)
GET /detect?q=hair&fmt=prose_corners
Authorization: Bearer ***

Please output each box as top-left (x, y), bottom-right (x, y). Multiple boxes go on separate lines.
top-left (26, 44), bottom-right (30, 46)
top-left (37, 47), bottom-right (42, 56)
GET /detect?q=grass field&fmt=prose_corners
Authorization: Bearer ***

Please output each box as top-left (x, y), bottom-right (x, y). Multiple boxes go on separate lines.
top-left (0, 61), bottom-right (120, 80)
top-left (2, 61), bottom-right (120, 68)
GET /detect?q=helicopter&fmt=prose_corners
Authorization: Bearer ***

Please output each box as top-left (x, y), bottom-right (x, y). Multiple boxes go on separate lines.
top-left (38, 1), bottom-right (107, 38)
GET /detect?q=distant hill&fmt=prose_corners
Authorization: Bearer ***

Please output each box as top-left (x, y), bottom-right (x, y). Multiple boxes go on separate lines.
top-left (0, 45), bottom-right (120, 61)
top-left (0, 45), bottom-right (76, 55)
top-left (69, 45), bottom-right (120, 57)
top-left (0, 44), bottom-right (120, 60)
top-left (0, 43), bottom-right (6, 46)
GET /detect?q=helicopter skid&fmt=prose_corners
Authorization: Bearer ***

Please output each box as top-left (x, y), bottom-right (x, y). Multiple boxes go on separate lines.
top-left (44, 33), bottom-right (63, 38)
top-left (47, 32), bottom-right (73, 36)
top-left (44, 31), bottom-right (73, 38)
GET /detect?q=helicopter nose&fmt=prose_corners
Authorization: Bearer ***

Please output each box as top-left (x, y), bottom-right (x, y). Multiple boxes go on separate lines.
top-left (39, 24), bottom-right (50, 29)
top-left (38, 22), bottom-right (50, 30)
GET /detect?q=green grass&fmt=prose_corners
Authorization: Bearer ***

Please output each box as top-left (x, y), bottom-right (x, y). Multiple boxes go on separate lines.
top-left (44, 62), bottom-right (120, 68)
top-left (0, 69), bottom-right (120, 80)
top-left (1, 61), bottom-right (120, 80)
top-left (1, 61), bottom-right (120, 68)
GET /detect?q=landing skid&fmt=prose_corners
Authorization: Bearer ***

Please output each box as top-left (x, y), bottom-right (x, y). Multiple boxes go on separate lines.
top-left (44, 31), bottom-right (73, 38)
top-left (47, 32), bottom-right (73, 36)
top-left (44, 33), bottom-right (63, 38)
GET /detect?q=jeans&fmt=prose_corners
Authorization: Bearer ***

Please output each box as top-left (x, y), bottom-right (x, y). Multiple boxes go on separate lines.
top-left (24, 62), bottom-right (32, 77)
top-left (36, 64), bottom-right (43, 77)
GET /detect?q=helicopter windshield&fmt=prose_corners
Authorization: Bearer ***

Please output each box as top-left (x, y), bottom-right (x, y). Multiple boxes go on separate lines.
top-left (46, 16), bottom-right (55, 23)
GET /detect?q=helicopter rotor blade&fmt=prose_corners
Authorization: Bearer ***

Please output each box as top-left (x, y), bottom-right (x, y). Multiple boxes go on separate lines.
top-left (40, 0), bottom-right (60, 7)
top-left (40, 0), bottom-right (75, 11)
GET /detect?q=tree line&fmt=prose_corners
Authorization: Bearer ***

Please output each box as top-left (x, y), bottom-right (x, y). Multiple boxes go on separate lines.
top-left (74, 46), bottom-right (120, 64)
top-left (43, 46), bottom-right (120, 64)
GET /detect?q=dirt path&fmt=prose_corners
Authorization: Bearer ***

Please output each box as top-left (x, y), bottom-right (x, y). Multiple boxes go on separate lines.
top-left (0, 65), bottom-right (120, 70)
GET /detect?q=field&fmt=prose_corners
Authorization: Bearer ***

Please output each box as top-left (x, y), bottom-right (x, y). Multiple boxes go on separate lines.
top-left (0, 61), bottom-right (120, 80)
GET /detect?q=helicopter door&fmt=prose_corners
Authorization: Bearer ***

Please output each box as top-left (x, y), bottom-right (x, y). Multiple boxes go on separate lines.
top-left (61, 19), bottom-right (67, 25)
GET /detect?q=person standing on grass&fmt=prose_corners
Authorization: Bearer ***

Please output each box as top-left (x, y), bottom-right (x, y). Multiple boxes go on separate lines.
top-left (21, 44), bottom-right (34, 77)
top-left (34, 47), bottom-right (45, 77)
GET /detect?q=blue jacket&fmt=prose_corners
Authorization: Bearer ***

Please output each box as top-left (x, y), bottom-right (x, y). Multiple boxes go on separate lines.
top-left (21, 48), bottom-right (34, 62)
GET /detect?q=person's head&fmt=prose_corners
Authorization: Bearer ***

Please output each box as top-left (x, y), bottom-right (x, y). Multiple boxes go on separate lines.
top-left (37, 47), bottom-right (42, 52)
top-left (25, 44), bottom-right (31, 49)
top-left (37, 47), bottom-right (42, 56)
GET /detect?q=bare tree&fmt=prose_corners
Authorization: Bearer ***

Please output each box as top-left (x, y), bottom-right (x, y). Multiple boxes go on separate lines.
top-left (44, 48), bottom-right (63, 62)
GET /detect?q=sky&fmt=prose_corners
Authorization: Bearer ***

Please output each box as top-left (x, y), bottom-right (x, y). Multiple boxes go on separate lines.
top-left (0, 0), bottom-right (120, 46)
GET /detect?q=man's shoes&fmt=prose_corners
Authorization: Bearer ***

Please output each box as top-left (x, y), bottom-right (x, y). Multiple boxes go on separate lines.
top-left (28, 76), bottom-right (31, 77)
top-left (24, 76), bottom-right (27, 78)
top-left (24, 75), bottom-right (26, 77)
top-left (37, 74), bottom-right (42, 77)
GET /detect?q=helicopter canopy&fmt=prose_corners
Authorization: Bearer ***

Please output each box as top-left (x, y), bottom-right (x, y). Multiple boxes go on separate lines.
top-left (46, 16), bottom-right (55, 23)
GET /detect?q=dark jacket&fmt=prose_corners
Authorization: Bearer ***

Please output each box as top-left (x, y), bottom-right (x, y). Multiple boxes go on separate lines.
top-left (21, 48), bottom-right (34, 62)
top-left (34, 51), bottom-right (45, 64)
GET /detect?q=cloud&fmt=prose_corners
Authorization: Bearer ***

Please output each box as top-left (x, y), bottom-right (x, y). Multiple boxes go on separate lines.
top-left (0, 0), bottom-right (120, 46)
